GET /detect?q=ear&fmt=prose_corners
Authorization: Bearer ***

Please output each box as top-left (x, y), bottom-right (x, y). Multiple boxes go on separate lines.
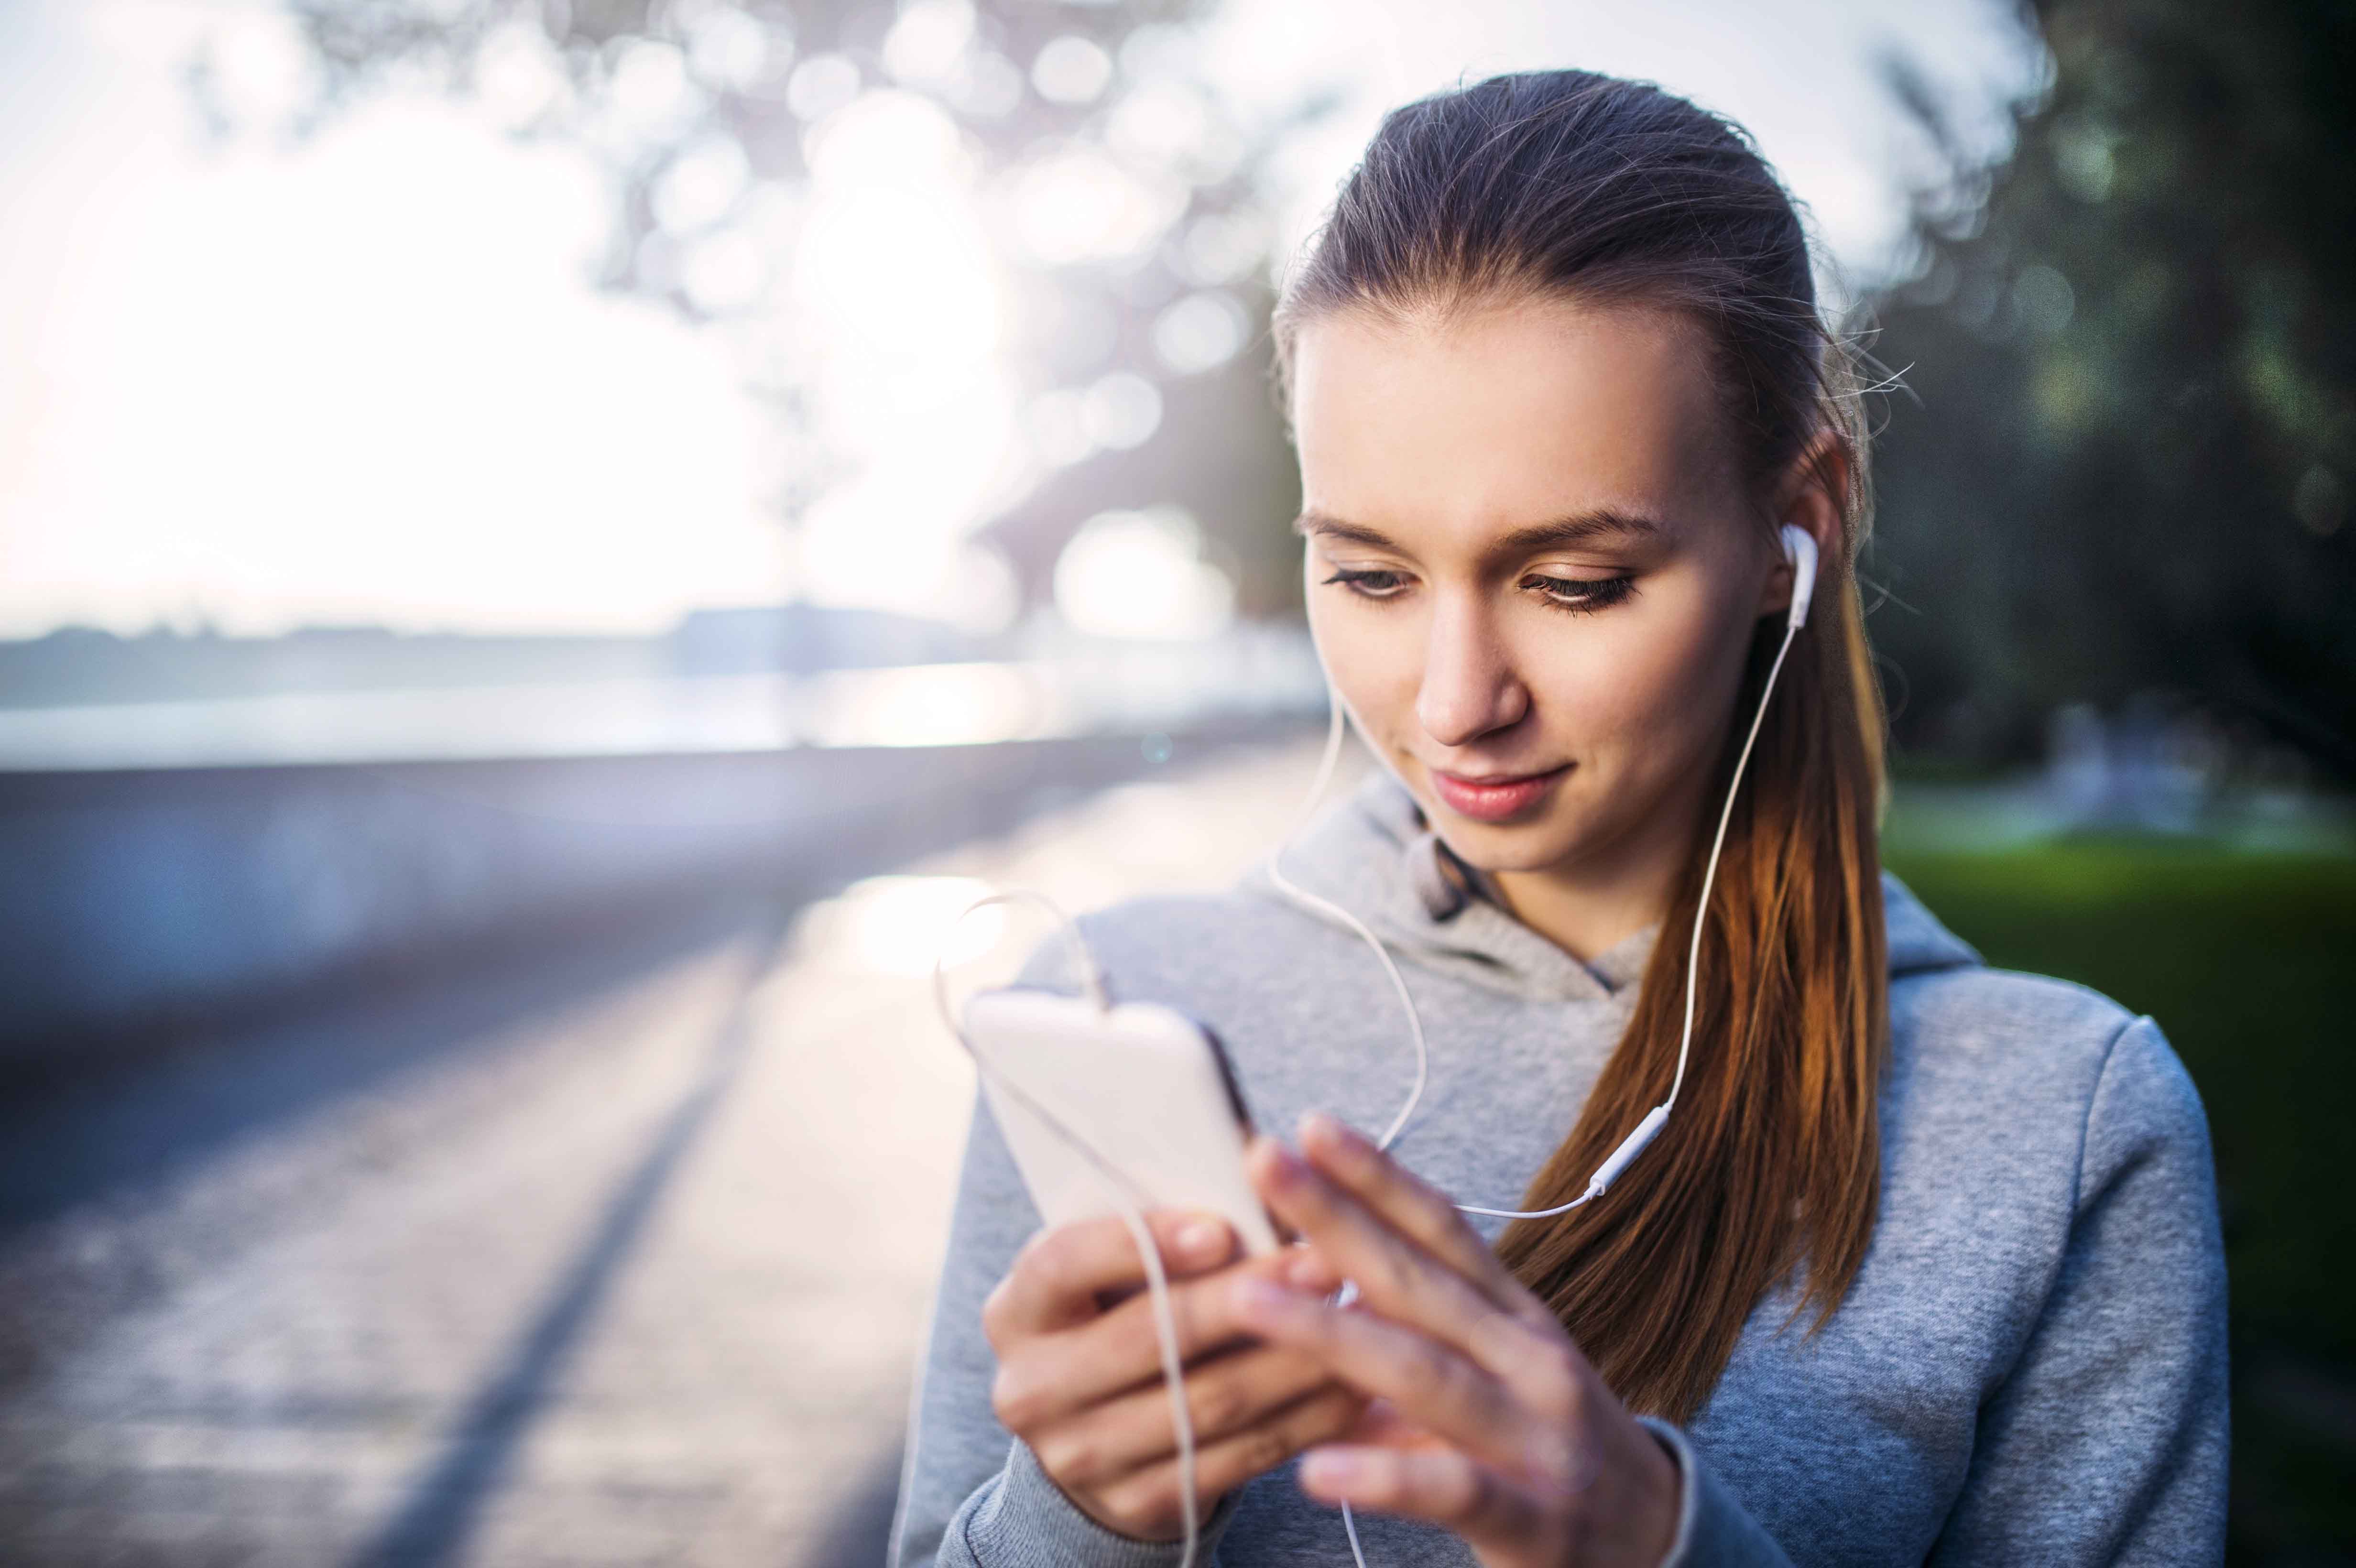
top-left (1759, 428), bottom-right (1848, 621)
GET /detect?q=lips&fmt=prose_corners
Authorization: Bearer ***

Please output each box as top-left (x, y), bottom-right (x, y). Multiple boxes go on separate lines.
top-left (1429, 763), bottom-right (1571, 823)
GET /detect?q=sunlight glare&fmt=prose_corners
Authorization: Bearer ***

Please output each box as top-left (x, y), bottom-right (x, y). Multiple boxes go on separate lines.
top-left (883, 0), bottom-right (976, 87)
top-left (476, 22), bottom-right (569, 128)
top-left (1054, 507), bottom-right (1236, 641)
top-left (1008, 146), bottom-right (1185, 267)
top-left (816, 874), bottom-right (1008, 977)
top-left (787, 53), bottom-right (862, 121)
top-left (1080, 373), bottom-right (1161, 450)
top-left (783, 87), bottom-right (1020, 626)
top-left (684, 7), bottom-right (782, 95)
top-left (1031, 36), bottom-right (1113, 106)
top-left (800, 664), bottom-right (1050, 749)
top-left (1152, 290), bottom-right (1248, 375)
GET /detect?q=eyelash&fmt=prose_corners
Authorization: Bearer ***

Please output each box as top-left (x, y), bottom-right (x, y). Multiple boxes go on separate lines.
top-left (1319, 567), bottom-right (1637, 615)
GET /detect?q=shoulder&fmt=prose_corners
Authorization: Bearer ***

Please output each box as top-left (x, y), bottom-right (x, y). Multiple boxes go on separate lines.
top-left (1881, 889), bottom-right (2213, 1213)
top-left (1875, 960), bottom-right (2205, 1243)
top-left (1896, 967), bottom-right (2204, 1129)
top-left (1893, 961), bottom-right (2142, 1078)
top-left (1883, 869), bottom-right (2148, 1102)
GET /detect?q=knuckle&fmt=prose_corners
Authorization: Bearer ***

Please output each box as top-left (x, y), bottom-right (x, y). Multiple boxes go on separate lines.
top-left (979, 1279), bottom-right (1014, 1344)
top-left (1097, 1474), bottom-right (1167, 1538)
top-left (1036, 1429), bottom-right (1100, 1486)
top-left (1193, 1370), bottom-right (1250, 1435)
top-left (1379, 1241), bottom-right (1420, 1301)
top-left (1438, 1460), bottom-right (1484, 1518)
top-left (1222, 1271), bottom-right (1272, 1330)
top-left (1307, 1387), bottom-right (1367, 1440)
top-left (1011, 1225), bottom-right (1052, 1271)
top-left (1513, 1337), bottom-right (1583, 1419)
top-left (1407, 1339), bottom-right (1459, 1403)
top-left (1198, 1423), bottom-right (1286, 1495)
top-left (1236, 1423), bottom-right (1289, 1477)
top-left (991, 1363), bottom-right (1044, 1433)
top-left (1463, 1304), bottom-right (1512, 1362)
top-left (1026, 1228), bottom-right (1081, 1293)
top-left (1514, 1294), bottom-right (1565, 1335)
top-left (1404, 1180), bottom-right (1456, 1234)
top-left (1111, 1307), bottom-right (1166, 1375)
top-left (1544, 1344), bottom-right (1587, 1413)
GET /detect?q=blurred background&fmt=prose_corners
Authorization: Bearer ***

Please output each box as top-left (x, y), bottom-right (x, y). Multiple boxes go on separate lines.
top-left (0, 0), bottom-right (2347, 1562)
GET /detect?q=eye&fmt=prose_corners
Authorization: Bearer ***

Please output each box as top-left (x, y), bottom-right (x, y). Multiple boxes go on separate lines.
top-left (1320, 567), bottom-right (1409, 600)
top-left (1524, 574), bottom-right (1636, 614)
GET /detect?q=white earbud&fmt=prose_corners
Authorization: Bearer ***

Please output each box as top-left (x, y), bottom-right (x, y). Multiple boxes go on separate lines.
top-left (1780, 523), bottom-right (1818, 629)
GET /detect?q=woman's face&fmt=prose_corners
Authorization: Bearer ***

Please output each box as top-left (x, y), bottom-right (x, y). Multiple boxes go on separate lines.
top-left (1289, 295), bottom-right (1799, 906)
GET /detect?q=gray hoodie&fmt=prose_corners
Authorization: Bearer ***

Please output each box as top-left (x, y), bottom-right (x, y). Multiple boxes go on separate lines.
top-left (888, 767), bottom-right (2229, 1566)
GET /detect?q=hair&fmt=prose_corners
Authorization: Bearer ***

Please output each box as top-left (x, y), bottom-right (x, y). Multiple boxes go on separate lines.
top-left (1270, 69), bottom-right (1890, 1423)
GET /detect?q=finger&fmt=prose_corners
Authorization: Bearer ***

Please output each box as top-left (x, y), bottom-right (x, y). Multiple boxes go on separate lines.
top-left (1231, 1276), bottom-right (1538, 1476)
top-left (1087, 1384), bottom-right (1369, 1541)
top-left (1032, 1342), bottom-right (1338, 1489)
top-left (984, 1209), bottom-right (1235, 1342)
top-left (1247, 1136), bottom-right (1550, 1380)
top-left (1281, 1243), bottom-right (1344, 1296)
top-left (1296, 1112), bottom-right (1550, 1327)
top-left (1297, 1444), bottom-right (1547, 1542)
top-left (993, 1251), bottom-right (1298, 1431)
top-left (1346, 1397), bottom-right (1442, 1450)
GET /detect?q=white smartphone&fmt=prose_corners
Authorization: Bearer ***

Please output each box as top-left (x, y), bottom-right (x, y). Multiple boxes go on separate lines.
top-left (961, 986), bottom-right (1282, 1257)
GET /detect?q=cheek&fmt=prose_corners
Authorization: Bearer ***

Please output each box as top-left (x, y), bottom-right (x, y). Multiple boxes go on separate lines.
top-left (1307, 597), bottom-right (1421, 735)
top-left (1543, 598), bottom-right (1746, 771)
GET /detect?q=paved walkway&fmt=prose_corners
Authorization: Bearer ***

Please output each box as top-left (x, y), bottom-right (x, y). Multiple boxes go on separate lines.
top-left (0, 734), bottom-right (1360, 1567)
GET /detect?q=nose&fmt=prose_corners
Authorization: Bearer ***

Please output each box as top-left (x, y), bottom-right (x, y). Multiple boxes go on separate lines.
top-left (1415, 592), bottom-right (1529, 747)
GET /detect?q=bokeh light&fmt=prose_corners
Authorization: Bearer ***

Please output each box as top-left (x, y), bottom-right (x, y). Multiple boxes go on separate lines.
top-left (1053, 506), bottom-right (1236, 641)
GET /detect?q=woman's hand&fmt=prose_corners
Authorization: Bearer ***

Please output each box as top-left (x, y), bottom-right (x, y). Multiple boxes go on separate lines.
top-left (1232, 1113), bottom-right (1683, 1568)
top-left (982, 1207), bottom-right (1371, 1542)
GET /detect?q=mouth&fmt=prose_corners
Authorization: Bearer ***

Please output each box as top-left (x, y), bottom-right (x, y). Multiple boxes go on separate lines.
top-left (1427, 762), bottom-right (1571, 824)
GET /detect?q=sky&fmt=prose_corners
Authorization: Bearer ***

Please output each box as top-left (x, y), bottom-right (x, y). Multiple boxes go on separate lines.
top-left (0, 0), bottom-right (2043, 641)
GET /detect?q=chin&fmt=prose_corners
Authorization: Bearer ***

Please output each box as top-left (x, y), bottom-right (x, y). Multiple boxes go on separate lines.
top-left (1422, 802), bottom-right (1587, 877)
top-left (1452, 831), bottom-right (1582, 877)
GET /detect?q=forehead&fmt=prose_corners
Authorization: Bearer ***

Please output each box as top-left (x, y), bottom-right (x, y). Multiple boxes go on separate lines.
top-left (1287, 296), bottom-right (1742, 549)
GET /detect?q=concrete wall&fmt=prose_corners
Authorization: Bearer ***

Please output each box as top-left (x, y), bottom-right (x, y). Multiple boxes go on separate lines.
top-left (0, 723), bottom-right (1296, 1064)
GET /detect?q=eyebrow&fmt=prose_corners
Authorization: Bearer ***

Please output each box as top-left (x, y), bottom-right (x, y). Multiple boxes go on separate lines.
top-left (1290, 506), bottom-right (1667, 560)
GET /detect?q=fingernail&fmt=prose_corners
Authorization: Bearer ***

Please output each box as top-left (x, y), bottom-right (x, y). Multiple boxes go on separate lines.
top-left (1234, 1276), bottom-right (1295, 1318)
top-left (1301, 1449), bottom-right (1362, 1489)
top-left (1299, 1111), bottom-right (1364, 1157)
top-left (1263, 1141), bottom-right (1308, 1184)
top-left (1283, 1252), bottom-right (1330, 1290)
top-left (1177, 1219), bottom-right (1227, 1260)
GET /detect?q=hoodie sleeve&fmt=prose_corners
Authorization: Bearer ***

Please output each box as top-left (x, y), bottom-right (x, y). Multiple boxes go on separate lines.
top-left (887, 1082), bottom-right (1251, 1568)
top-left (1636, 1418), bottom-right (1797, 1568)
top-left (1923, 1013), bottom-right (2231, 1565)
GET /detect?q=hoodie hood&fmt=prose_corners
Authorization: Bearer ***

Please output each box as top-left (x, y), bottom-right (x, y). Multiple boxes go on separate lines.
top-left (1238, 765), bottom-right (1981, 1005)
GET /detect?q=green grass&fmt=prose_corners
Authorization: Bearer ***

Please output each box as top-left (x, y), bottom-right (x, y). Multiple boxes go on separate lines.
top-left (1883, 833), bottom-right (2356, 1562)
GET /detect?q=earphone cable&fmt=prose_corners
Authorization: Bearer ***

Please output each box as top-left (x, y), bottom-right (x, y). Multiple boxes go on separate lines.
top-left (1263, 688), bottom-right (1432, 1154)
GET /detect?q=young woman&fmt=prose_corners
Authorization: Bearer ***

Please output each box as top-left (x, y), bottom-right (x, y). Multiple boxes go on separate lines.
top-left (891, 69), bottom-right (2227, 1567)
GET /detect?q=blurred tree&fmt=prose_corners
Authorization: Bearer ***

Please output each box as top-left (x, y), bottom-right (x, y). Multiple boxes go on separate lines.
top-left (248, 0), bottom-right (1328, 622)
top-left (1866, 0), bottom-right (2356, 777)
